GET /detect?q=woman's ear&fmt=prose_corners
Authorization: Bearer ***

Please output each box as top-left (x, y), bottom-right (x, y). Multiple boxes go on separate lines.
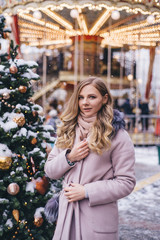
top-left (103, 94), bottom-right (108, 104)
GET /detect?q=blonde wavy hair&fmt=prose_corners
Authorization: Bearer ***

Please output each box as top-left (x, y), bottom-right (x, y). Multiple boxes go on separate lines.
top-left (56, 77), bottom-right (113, 154)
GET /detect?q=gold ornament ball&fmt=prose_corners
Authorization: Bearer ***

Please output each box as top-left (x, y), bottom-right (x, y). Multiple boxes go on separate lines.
top-left (9, 65), bottom-right (18, 74)
top-left (7, 183), bottom-right (20, 195)
top-left (0, 156), bottom-right (12, 170)
top-left (18, 86), bottom-right (27, 93)
top-left (13, 116), bottom-right (25, 127)
top-left (3, 92), bottom-right (10, 99)
top-left (34, 217), bottom-right (43, 227)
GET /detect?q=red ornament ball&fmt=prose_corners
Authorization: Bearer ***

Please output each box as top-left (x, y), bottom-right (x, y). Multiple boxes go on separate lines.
top-left (35, 176), bottom-right (49, 195)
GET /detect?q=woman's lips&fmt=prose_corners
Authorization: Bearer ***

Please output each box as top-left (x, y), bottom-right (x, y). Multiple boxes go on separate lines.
top-left (83, 108), bottom-right (92, 111)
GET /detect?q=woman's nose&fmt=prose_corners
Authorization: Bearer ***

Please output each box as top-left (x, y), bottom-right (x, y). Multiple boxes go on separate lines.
top-left (82, 97), bottom-right (89, 104)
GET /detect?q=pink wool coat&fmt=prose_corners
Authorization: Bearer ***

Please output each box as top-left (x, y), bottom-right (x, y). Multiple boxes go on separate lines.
top-left (44, 128), bottom-right (136, 240)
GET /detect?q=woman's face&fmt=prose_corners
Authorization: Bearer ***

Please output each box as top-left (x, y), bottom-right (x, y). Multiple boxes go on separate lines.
top-left (78, 84), bottom-right (108, 117)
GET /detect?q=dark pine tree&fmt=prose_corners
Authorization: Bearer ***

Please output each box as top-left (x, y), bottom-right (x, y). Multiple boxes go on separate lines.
top-left (0, 15), bottom-right (61, 240)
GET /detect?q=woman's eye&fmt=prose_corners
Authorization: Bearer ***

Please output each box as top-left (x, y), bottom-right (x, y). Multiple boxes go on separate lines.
top-left (89, 96), bottom-right (96, 99)
top-left (78, 96), bottom-right (83, 100)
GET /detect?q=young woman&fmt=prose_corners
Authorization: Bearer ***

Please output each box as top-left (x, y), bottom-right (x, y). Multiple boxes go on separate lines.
top-left (44, 77), bottom-right (136, 240)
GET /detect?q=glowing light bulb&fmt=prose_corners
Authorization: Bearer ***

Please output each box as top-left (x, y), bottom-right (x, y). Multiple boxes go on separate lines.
top-left (128, 74), bottom-right (133, 81)
top-left (111, 10), bottom-right (120, 20)
top-left (147, 15), bottom-right (155, 24)
top-left (138, 78), bottom-right (142, 84)
top-left (33, 10), bottom-right (42, 20)
top-left (70, 9), bottom-right (79, 19)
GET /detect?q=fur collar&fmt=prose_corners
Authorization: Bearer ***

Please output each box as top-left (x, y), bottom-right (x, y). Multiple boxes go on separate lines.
top-left (111, 109), bottom-right (125, 139)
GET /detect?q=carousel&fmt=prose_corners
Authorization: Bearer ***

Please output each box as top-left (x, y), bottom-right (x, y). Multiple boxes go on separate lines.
top-left (1, 0), bottom-right (160, 141)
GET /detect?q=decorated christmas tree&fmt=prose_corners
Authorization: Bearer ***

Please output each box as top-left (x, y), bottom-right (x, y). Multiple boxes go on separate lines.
top-left (0, 15), bottom-right (60, 240)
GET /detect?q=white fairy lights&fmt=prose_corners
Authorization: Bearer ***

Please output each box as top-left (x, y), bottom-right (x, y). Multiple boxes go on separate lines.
top-left (18, 12), bottom-right (45, 26)
top-left (77, 14), bottom-right (88, 35)
top-left (29, 39), bottom-right (72, 47)
top-left (76, 8), bottom-right (88, 35)
top-left (41, 8), bottom-right (73, 30)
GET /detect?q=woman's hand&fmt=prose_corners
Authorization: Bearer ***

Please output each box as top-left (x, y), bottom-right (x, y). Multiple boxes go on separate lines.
top-left (64, 183), bottom-right (85, 202)
top-left (67, 139), bottom-right (89, 163)
top-left (46, 143), bottom-right (52, 156)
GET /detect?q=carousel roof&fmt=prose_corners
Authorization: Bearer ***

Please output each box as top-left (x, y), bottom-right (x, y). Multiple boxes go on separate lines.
top-left (2, 0), bottom-right (160, 13)
top-left (2, 0), bottom-right (160, 48)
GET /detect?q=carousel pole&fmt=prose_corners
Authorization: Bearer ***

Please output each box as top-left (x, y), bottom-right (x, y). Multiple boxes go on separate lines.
top-left (155, 48), bottom-right (160, 138)
top-left (33, 10), bottom-right (47, 113)
top-left (130, 49), bottom-right (135, 91)
top-left (135, 34), bottom-right (141, 133)
top-left (127, 49), bottom-right (135, 102)
top-left (107, 18), bottom-right (112, 88)
top-left (70, 9), bottom-right (79, 88)
top-left (107, 45), bottom-right (111, 88)
top-left (108, 10), bottom-right (120, 88)
top-left (42, 18), bottom-right (47, 114)
top-left (74, 20), bottom-right (78, 88)
top-left (80, 35), bottom-right (84, 81)
top-left (120, 46), bottom-right (124, 91)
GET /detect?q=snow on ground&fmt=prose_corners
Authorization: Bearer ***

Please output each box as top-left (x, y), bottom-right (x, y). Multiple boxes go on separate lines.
top-left (119, 147), bottom-right (160, 239)
top-left (119, 146), bottom-right (159, 211)
top-left (135, 146), bottom-right (159, 166)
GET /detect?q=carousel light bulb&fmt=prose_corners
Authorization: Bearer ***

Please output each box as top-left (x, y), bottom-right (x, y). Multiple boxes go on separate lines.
top-left (147, 15), bottom-right (155, 24)
top-left (33, 10), bottom-right (42, 20)
top-left (128, 74), bottom-right (133, 81)
top-left (111, 10), bottom-right (120, 20)
top-left (70, 9), bottom-right (79, 19)
top-left (138, 78), bottom-right (142, 84)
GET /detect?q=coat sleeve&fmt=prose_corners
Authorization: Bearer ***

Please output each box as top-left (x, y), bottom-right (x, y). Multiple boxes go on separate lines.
top-left (84, 129), bottom-right (136, 207)
top-left (44, 145), bottom-right (75, 180)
